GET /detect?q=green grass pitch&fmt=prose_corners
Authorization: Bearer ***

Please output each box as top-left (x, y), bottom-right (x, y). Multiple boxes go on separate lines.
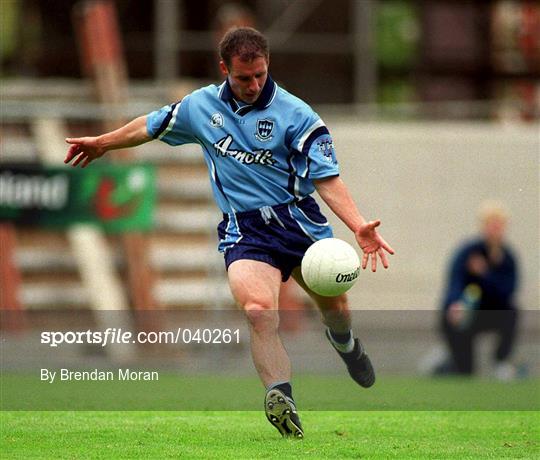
top-left (1, 376), bottom-right (538, 458)
top-left (1, 410), bottom-right (538, 459)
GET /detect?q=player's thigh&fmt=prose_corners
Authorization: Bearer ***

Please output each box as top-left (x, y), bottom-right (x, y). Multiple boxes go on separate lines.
top-left (228, 259), bottom-right (282, 310)
top-left (291, 266), bottom-right (348, 311)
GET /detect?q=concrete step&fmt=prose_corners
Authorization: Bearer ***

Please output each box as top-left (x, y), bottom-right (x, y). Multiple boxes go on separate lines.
top-left (20, 278), bottom-right (232, 309)
top-left (151, 245), bottom-right (222, 272)
top-left (20, 282), bottom-right (88, 308)
top-left (150, 233), bottom-right (211, 246)
top-left (155, 205), bottom-right (220, 233)
top-left (130, 142), bottom-right (205, 165)
top-left (156, 174), bottom-right (212, 201)
top-left (1, 135), bottom-right (206, 166)
top-left (1, 137), bottom-right (38, 162)
top-left (1, 77), bottom-right (206, 105)
top-left (15, 244), bottom-right (221, 273)
top-left (155, 278), bottom-right (232, 308)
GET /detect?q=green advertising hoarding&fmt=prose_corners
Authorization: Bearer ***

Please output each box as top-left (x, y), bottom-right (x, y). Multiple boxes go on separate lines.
top-left (0, 163), bottom-right (156, 232)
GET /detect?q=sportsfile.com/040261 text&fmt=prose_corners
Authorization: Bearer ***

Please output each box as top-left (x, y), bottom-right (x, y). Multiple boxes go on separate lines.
top-left (40, 328), bottom-right (242, 347)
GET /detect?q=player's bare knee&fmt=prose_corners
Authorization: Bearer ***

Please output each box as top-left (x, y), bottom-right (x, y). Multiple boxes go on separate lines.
top-left (244, 303), bottom-right (279, 334)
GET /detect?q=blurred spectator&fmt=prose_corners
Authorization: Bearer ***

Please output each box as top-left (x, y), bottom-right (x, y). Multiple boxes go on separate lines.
top-left (437, 201), bottom-right (520, 380)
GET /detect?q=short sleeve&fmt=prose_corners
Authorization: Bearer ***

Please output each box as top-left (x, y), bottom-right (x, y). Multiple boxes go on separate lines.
top-left (146, 96), bottom-right (197, 146)
top-left (290, 111), bottom-right (339, 179)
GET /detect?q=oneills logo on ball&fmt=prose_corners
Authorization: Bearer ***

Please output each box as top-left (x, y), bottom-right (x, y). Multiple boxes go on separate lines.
top-left (335, 267), bottom-right (360, 283)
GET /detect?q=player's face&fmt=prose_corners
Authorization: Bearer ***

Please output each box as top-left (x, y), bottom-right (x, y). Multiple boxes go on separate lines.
top-left (220, 56), bottom-right (268, 104)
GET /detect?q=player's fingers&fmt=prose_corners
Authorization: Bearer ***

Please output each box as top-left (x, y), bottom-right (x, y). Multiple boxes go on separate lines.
top-left (64, 144), bottom-right (79, 163)
top-left (81, 156), bottom-right (92, 168)
top-left (65, 137), bottom-right (84, 145)
top-left (72, 153), bottom-right (87, 167)
top-left (369, 219), bottom-right (381, 229)
top-left (379, 248), bottom-right (389, 269)
top-left (380, 238), bottom-right (395, 255)
top-left (362, 252), bottom-right (368, 270)
top-left (371, 252), bottom-right (377, 272)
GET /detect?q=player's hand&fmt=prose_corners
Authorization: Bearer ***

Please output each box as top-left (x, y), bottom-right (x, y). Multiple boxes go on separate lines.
top-left (355, 220), bottom-right (395, 272)
top-left (64, 137), bottom-right (106, 168)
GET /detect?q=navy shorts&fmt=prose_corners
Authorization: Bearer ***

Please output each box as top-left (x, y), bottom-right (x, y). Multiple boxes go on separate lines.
top-left (218, 196), bottom-right (334, 281)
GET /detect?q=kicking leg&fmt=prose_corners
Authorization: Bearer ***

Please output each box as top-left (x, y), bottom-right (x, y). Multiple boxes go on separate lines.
top-left (292, 266), bottom-right (375, 388)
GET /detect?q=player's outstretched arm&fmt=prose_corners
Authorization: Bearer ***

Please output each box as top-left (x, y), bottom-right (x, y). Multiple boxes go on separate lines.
top-left (314, 176), bottom-right (394, 272)
top-left (64, 115), bottom-right (151, 168)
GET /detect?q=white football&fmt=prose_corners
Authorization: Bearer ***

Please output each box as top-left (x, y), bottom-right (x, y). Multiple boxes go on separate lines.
top-left (301, 238), bottom-right (360, 297)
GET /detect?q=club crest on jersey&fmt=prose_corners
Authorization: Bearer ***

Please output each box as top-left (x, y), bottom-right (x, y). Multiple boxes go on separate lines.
top-left (255, 119), bottom-right (274, 141)
top-left (210, 112), bottom-right (224, 128)
top-left (317, 139), bottom-right (335, 162)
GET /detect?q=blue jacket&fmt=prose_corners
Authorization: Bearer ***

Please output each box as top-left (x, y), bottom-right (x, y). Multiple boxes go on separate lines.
top-left (442, 238), bottom-right (518, 310)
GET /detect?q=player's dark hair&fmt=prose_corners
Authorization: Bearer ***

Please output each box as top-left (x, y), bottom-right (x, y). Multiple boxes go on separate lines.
top-left (219, 27), bottom-right (269, 68)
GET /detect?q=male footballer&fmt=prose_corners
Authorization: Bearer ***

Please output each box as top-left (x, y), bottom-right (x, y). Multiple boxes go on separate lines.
top-left (65, 27), bottom-right (394, 438)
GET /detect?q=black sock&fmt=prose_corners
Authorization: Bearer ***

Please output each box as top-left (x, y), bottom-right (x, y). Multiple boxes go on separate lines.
top-left (270, 382), bottom-right (293, 400)
top-left (329, 329), bottom-right (352, 344)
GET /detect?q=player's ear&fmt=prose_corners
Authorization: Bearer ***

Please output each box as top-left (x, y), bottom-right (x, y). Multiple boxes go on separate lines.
top-left (219, 60), bottom-right (229, 77)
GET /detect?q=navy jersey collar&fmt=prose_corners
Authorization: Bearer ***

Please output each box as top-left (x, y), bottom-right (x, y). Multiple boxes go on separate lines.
top-left (219, 74), bottom-right (276, 110)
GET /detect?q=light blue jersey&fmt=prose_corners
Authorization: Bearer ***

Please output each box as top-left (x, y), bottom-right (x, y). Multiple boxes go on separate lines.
top-left (146, 75), bottom-right (339, 215)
